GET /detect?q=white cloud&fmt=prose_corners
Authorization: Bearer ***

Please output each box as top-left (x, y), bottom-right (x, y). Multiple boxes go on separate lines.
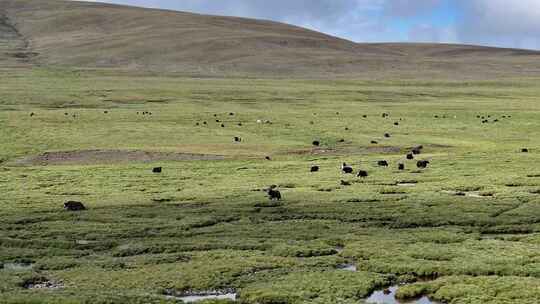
top-left (74, 0), bottom-right (540, 49)
top-left (456, 0), bottom-right (540, 49)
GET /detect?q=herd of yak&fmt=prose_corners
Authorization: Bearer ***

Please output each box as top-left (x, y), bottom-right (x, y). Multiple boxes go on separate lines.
top-left (26, 110), bottom-right (521, 207)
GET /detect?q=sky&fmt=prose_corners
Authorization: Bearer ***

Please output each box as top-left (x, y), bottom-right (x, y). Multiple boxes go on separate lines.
top-left (81, 0), bottom-right (540, 50)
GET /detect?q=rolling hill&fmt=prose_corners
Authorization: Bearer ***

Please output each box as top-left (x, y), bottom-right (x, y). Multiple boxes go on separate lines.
top-left (2, 0), bottom-right (540, 78)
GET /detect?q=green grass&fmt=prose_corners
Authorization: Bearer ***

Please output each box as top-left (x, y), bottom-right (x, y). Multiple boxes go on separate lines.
top-left (2, 67), bottom-right (540, 303)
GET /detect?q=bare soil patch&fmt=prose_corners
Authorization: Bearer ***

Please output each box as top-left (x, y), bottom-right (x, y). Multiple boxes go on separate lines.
top-left (11, 149), bottom-right (225, 166)
top-left (287, 145), bottom-right (405, 156)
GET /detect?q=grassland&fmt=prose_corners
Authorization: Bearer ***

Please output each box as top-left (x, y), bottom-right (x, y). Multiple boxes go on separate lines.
top-left (2, 68), bottom-right (540, 303)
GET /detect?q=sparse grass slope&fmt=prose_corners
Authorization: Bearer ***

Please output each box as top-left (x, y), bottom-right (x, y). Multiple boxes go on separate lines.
top-left (1, 0), bottom-right (540, 77)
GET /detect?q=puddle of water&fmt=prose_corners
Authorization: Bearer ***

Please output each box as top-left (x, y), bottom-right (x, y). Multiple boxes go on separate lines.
top-left (397, 183), bottom-right (417, 187)
top-left (76, 240), bottom-right (95, 245)
top-left (3, 262), bottom-right (33, 271)
top-left (442, 190), bottom-right (490, 198)
top-left (168, 293), bottom-right (237, 303)
top-left (337, 263), bottom-right (357, 271)
top-left (366, 286), bottom-right (439, 304)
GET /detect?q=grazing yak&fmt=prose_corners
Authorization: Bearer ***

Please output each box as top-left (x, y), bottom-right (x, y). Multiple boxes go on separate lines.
top-left (406, 153), bottom-right (414, 160)
top-left (411, 145), bottom-right (423, 155)
top-left (398, 163), bottom-right (405, 170)
top-left (312, 140), bottom-right (320, 146)
top-left (342, 163), bottom-right (354, 174)
top-left (311, 166), bottom-right (320, 172)
top-left (357, 170), bottom-right (368, 178)
top-left (266, 185), bottom-right (282, 201)
top-left (384, 133), bottom-right (391, 138)
top-left (522, 148), bottom-right (529, 153)
top-left (378, 160), bottom-right (389, 167)
top-left (417, 160), bottom-right (430, 168)
top-left (64, 201), bottom-right (86, 211)
top-left (265, 156), bottom-right (272, 160)
top-left (153, 167), bottom-right (162, 173)
top-left (340, 180), bottom-right (351, 186)
top-left (371, 140), bottom-right (379, 144)
top-left (234, 137), bottom-right (241, 142)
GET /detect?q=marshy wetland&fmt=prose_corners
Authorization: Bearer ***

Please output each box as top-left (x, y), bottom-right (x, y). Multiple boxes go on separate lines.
top-left (2, 69), bottom-right (540, 303)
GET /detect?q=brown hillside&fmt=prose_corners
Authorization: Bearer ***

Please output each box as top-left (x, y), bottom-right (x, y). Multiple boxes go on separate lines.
top-left (1, 0), bottom-right (540, 78)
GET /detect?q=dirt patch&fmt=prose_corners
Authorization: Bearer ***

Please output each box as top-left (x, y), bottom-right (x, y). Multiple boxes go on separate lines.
top-left (286, 145), bottom-right (404, 156)
top-left (20, 277), bottom-right (63, 290)
top-left (11, 150), bottom-right (225, 166)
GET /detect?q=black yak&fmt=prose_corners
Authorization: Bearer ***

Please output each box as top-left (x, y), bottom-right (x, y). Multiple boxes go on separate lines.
top-left (312, 140), bottom-right (320, 146)
top-left (406, 153), bottom-right (414, 160)
top-left (342, 163), bottom-right (354, 174)
top-left (64, 201), bottom-right (86, 211)
top-left (340, 180), bottom-right (351, 186)
top-left (412, 146), bottom-right (423, 155)
top-left (378, 160), bottom-right (389, 167)
top-left (311, 166), bottom-right (320, 172)
top-left (266, 185), bottom-right (281, 201)
top-left (417, 160), bottom-right (430, 168)
top-left (357, 170), bottom-right (368, 178)
top-left (153, 167), bottom-right (162, 173)
top-left (398, 163), bottom-right (405, 170)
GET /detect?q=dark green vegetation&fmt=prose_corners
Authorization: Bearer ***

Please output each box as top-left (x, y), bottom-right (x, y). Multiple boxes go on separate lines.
top-left (1, 68), bottom-right (540, 303)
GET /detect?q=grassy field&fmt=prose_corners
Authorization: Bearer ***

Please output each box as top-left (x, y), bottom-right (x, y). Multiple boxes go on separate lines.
top-left (2, 68), bottom-right (540, 303)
